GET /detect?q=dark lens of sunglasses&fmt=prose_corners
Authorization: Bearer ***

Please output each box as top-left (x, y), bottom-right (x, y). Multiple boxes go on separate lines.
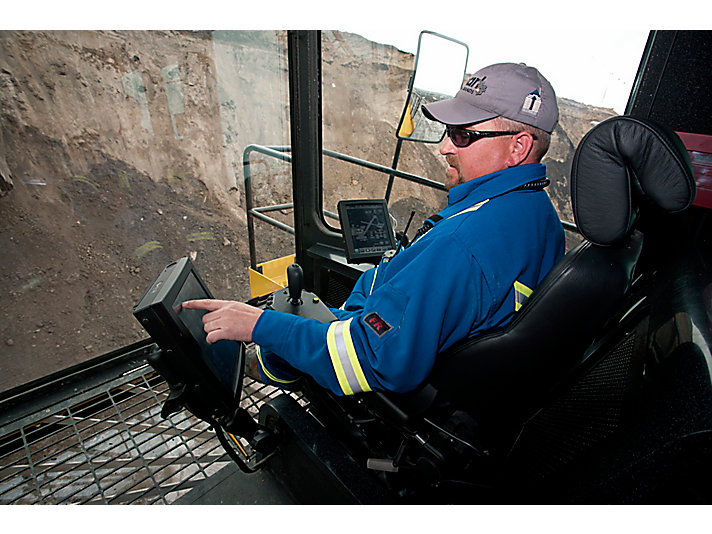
top-left (449, 128), bottom-right (473, 147)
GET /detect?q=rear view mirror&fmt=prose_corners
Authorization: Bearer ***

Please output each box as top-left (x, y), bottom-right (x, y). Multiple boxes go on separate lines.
top-left (397, 31), bottom-right (469, 143)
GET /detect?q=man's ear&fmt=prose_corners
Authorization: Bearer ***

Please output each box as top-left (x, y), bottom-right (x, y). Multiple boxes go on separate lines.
top-left (506, 132), bottom-right (535, 167)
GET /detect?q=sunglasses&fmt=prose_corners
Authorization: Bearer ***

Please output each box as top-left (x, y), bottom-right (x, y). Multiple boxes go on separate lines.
top-left (446, 126), bottom-right (537, 148)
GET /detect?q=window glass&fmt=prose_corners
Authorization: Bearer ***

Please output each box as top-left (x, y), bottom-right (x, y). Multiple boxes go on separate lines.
top-left (322, 29), bottom-right (649, 245)
top-left (0, 30), bottom-right (290, 392)
top-left (321, 30), bottom-right (450, 236)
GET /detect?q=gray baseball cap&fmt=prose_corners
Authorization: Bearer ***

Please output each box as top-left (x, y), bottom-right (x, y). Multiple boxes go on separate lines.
top-left (422, 62), bottom-right (559, 133)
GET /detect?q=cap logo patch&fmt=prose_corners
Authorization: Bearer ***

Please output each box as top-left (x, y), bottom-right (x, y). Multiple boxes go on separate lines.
top-left (363, 312), bottom-right (392, 337)
top-left (521, 90), bottom-right (542, 116)
top-left (463, 76), bottom-right (487, 96)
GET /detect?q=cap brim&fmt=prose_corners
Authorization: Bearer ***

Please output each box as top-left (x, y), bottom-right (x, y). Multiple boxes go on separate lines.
top-left (422, 96), bottom-right (497, 126)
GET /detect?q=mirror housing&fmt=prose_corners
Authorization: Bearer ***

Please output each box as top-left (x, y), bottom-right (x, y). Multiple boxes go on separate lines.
top-left (396, 31), bottom-right (469, 143)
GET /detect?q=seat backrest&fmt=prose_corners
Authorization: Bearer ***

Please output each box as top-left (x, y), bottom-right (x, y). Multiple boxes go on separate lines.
top-left (425, 116), bottom-right (696, 448)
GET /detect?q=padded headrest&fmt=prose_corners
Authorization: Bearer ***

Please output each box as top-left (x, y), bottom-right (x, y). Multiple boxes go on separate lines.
top-left (571, 116), bottom-right (696, 245)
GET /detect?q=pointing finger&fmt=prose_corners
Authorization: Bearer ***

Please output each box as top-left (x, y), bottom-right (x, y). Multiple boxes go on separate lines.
top-left (181, 299), bottom-right (224, 311)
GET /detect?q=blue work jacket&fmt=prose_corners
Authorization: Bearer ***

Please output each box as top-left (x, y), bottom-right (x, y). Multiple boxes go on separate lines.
top-left (252, 163), bottom-right (565, 395)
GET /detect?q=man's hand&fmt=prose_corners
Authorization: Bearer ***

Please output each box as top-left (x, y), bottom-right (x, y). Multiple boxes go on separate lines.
top-left (181, 299), bottom-right (263, 344)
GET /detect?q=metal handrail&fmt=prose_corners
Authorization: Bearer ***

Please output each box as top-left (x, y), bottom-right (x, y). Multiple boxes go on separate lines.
top-left (243, 144), bottom-right (447, 270)
top-left (242, 144), bottom-right (580, 269)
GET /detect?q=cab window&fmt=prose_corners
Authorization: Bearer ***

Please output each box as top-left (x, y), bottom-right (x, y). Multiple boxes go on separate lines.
top-left (321, 29), bottom-right (649, 247)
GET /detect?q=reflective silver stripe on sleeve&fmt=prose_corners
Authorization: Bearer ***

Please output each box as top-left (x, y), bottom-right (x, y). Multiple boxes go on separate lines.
top-left (326, 319), bottom-right (372, 395)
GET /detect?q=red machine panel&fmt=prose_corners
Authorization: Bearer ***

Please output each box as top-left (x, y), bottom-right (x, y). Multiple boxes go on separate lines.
top-left (677, 131), bottom-right (712, 210)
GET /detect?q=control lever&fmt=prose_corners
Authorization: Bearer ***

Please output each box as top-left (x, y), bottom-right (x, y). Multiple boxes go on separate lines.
top-left (270, 263), bottom-right (336, 323)
top-left (287, 263), bottom-right (304, 305)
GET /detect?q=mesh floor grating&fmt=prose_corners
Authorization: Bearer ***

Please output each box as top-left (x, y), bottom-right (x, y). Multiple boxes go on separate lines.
top-left (0, 350), bottom-right (294, 505)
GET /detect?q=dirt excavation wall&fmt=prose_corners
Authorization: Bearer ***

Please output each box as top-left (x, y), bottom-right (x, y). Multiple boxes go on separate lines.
top-left (0, 30), bottom-right (292, 390)
top-left (0, 30), bottom-right (616, 392)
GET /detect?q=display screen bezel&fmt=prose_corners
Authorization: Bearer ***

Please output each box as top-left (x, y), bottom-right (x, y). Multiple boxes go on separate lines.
top-left (134, 257), bottom-right (244, 403)
top-left (338, 199), bottom-right (397, 263)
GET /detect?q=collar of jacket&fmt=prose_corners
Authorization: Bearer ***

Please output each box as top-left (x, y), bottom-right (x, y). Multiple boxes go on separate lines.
top-left (445, 163), bottom-right (547, 212)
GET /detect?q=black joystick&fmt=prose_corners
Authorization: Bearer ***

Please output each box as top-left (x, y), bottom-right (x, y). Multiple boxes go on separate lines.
top-left (287, 263), bottom-right (304, 305)
top-left (269, 263), bottom-right (336, 323)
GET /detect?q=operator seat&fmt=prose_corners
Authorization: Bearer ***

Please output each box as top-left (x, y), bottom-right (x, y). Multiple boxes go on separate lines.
top-left (367, 116), bottom-right (696, 458)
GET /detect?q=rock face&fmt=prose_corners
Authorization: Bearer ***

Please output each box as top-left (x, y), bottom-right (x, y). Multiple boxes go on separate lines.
top-left (0, 30), bottom-right (616, 391)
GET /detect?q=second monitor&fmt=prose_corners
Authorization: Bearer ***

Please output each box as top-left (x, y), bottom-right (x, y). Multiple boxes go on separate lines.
top-left (337, 199), bottom-right (397, 264)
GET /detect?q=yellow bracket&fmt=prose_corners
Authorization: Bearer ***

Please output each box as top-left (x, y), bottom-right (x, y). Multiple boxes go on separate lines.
top-left (248, 254), bottom-right (295, 297)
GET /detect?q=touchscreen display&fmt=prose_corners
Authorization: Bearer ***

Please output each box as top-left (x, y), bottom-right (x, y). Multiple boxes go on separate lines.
top-left (343, 202), bottom-right (395, 257)
top-left (172, 272), bottom-right (240, 394)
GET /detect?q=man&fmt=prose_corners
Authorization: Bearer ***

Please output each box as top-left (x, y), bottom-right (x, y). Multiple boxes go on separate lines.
top-left (183, 62), bottom-right (565, 395)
